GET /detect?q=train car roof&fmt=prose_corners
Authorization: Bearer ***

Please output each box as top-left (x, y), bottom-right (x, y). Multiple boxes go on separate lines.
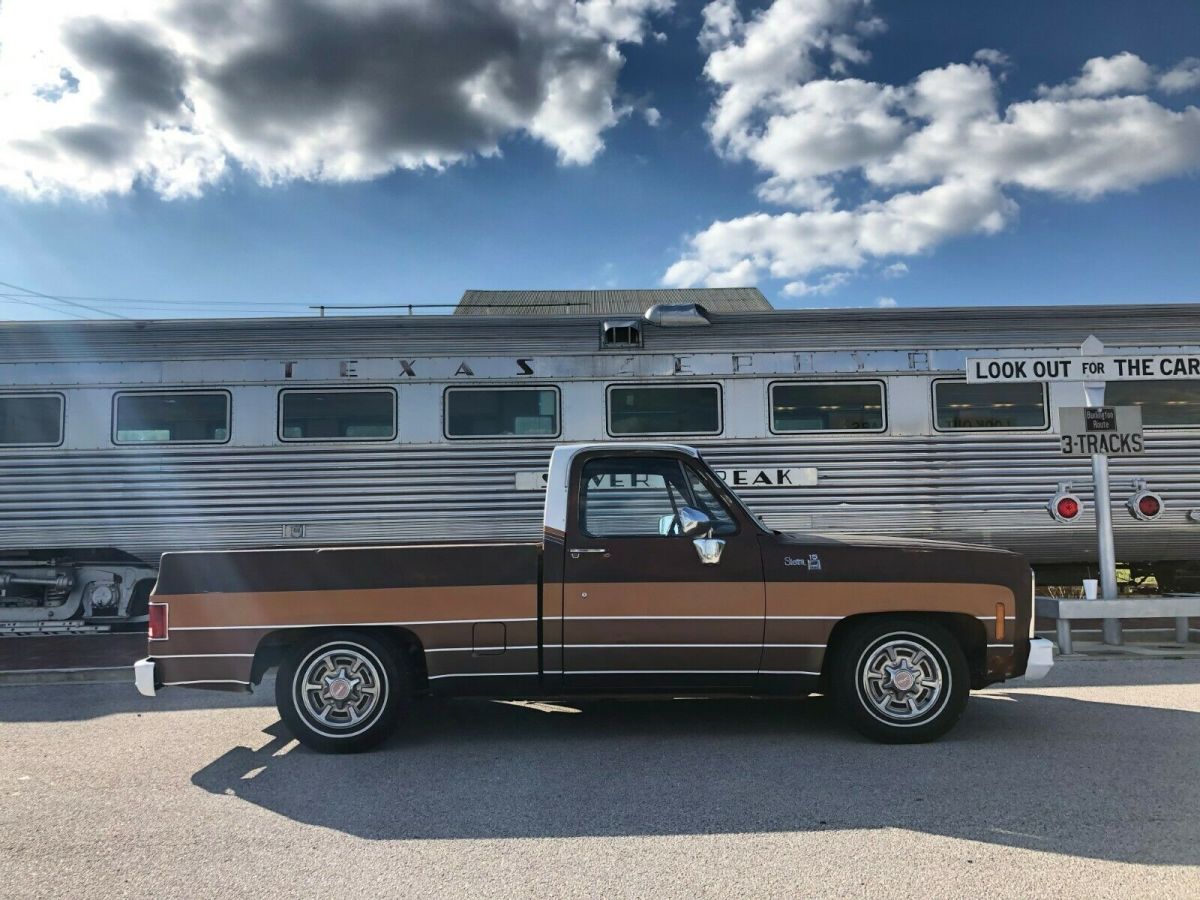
top-left (1, 301), bottom-right (1198, 362)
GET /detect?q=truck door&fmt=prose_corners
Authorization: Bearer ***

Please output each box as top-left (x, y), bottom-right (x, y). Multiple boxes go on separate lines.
top-left (561, 451), bottom-right (766, 690)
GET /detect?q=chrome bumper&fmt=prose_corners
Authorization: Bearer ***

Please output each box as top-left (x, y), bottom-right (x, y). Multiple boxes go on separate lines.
top-left (134, 658), bottom-right (157, 697)
top-left (1022, 638), bottom-right (1054, 681)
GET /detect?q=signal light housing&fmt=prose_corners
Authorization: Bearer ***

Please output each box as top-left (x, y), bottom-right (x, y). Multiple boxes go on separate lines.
top-left (1127, 489), bottom-right (1164, 522)
top-left (1048, 490), bottom-right (1083, 524)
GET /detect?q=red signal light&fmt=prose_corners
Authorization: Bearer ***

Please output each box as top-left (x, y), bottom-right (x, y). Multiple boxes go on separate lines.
top-left (148, 603), bottom-right (168, 640)
top-left (1127, 489), bottom-right (1164, 522)
top-left (1057, 497), bottom-right (1080, 520)
top-left (1048, 490), bottom-right (1083, 524)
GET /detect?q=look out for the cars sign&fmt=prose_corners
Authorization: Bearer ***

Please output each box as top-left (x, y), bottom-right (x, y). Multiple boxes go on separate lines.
top-left (966, 353), bottom-right (1200, 382)
top-left (1058, 406), bottom-right (1144, 456)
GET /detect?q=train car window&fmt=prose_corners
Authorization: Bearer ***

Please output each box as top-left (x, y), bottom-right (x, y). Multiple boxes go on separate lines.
top-left (114, 392), bottom-right (229, 443)
top-left (933, 381), bottom-right (1047, 430)
top-left (607, 385), bottom-right (722, 435)
top-left (444, 387), bottom-right (559, 438)
top-left (1105, 379), bottom-right (1200, 426)
top-left (279, 389), bottom-right (396, 441)
top-left (770, 382), bottom-right (886, 432)
top-left (0, 394), bottom-right (63, 446)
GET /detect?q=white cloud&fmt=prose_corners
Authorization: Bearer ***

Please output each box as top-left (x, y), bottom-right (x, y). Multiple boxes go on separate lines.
top-left (643, 106), bottom-right (663, 126)
top-left (702, 0), bottom-right (879, 158)
top-left (875, 296), bottom-right (897, 307)
top-left (1160, 58), bottom-right (1200, 94)
top-left (664, 177), bottom-right (1016, 286)
top-left (664, 3), bottom-right (1200, 290)
top-left (781, 271), bottom-right (851, 296)
top-left (882, 261), bottom-right (908, 278)
top-left (1037, 52), bottom-right (1154, 100)
top-left (0, 0), bottom-right (672, 200)
top-left (973, 48), bottom-right (1010, 68)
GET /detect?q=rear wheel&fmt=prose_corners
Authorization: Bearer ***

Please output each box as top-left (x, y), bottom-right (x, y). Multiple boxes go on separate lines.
top-left (275, 630), bottom-right (407, 753)
top-left (830, 618), bottom-right (969, 744)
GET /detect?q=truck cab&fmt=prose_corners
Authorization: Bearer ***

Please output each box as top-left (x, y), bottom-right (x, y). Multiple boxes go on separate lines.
top-left (136, 442), bottom-right (1052, 752)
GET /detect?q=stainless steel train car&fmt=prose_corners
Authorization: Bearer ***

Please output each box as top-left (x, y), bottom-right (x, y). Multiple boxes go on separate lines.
top-left (2, 297), bottom-right (1198, 630)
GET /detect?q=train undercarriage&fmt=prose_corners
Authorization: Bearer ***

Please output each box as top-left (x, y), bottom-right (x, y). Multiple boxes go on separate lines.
top-left (0, 551), bottom-right (157, 634)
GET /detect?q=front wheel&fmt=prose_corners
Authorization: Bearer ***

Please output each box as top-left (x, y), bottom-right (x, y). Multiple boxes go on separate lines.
top-left (275, 630), bottom-right (407, 753)
top-left (830, 618), bottom-right (969, 744)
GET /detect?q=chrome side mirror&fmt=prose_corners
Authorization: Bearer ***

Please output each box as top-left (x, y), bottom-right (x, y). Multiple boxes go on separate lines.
top-left (693, 537), bottom-right (725, 565)
top-left (677, 506), bottom-right (711, 537)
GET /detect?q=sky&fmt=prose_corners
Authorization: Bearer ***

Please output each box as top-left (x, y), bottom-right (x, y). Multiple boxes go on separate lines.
top-left (0, 0), bottom-right (1198, 320)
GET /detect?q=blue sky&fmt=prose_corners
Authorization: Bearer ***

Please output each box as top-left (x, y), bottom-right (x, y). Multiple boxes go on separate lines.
top-left (0, 0), bottom-right (1197, 319)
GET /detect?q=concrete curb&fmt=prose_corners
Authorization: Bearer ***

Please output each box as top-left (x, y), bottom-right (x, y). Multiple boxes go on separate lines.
top-left (0, 666), bottom-right (131, 686)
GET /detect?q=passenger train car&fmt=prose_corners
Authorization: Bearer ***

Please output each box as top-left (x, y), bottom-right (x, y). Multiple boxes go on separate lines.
top-left (1, 297), bottom-right (1198, 630)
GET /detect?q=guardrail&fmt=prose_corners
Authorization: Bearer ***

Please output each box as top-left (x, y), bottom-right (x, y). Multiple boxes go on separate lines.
top-left (1036, 595), bottom-right (1200, 654)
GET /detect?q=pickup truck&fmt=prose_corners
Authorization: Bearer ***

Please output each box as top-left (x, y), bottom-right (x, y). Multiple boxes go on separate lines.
top-left (135, 442), bottom-right (1053, 751)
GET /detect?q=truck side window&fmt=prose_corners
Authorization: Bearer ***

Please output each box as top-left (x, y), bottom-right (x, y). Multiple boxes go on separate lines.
top-left (580, 457), bottom-right (691, 537)
top-left (682, 465), bottom-right (738, 536)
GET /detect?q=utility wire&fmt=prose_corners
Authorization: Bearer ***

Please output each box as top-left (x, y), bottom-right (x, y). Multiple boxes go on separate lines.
top-left (0, 297), bottom-right (314, 312)
top-left (0, 294), bottom-right (90, 319)
top-left (0, 279), bottom-right (128, 319)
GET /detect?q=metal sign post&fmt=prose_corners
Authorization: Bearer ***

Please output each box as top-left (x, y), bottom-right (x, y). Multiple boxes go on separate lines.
top-left (1081, 337), bottom-right (1121, 642)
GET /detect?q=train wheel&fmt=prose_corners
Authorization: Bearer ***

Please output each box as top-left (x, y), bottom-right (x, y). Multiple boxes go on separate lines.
top-left (275, 630), bottom-right (407, 753)
top-left (831, 618), bottom-right (969, 744)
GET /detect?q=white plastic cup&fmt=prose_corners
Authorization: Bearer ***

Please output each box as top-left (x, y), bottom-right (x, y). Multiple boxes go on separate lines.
top-left (1083, 578), bottom-right (1099, 600)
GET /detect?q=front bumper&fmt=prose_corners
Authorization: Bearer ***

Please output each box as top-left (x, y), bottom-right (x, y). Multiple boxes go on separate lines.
top-left (134, 658), bottom-right (157, 697)
top-left (1022, 638), bottom-right (1054, 681)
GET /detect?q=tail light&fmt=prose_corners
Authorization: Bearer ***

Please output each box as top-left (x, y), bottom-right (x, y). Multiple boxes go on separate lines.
top-left (1048, 490), bottom-right (1083, 524)
top-left (148, 602), bottom-right (168, 640)
top-left (1127, 489), bottom-right (1164, 522)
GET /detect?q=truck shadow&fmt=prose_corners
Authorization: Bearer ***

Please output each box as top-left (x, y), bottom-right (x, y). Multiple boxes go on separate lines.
top-left (191, 690), bottom-right (1200, 864)
top-left (0, 680), bottom-right (272, 723)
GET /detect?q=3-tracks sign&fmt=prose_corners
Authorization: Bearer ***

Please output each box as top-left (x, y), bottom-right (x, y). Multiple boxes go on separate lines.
top-left (1058, 406), bottom-right (1144, 456)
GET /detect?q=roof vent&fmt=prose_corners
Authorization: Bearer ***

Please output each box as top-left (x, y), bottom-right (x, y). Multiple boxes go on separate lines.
top-left (643, 303), bottom-right (712, 327)
top-left (601, 319), bottom-right (642, 348)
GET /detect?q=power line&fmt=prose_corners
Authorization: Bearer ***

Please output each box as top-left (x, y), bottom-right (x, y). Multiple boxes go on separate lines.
top-left (0, 295), bottom-right (90, 320)
top-left (0, 291), bottom-right (311, 309)
top-left (0, 279), bottom-right (128, 319)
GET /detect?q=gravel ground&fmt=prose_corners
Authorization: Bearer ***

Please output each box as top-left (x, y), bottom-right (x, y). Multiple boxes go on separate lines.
top-left (2, 658), bottom-right (1198, 899)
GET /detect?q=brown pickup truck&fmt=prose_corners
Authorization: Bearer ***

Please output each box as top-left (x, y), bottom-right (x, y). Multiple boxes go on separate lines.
top-left (135, 442), bottom-right (1052, 751)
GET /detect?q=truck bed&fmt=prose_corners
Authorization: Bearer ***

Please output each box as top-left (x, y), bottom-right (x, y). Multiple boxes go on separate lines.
top-left (149, 542), bottom-right (542, 691)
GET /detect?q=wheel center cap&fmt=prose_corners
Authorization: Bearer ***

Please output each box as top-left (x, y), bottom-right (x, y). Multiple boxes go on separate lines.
top-left (891, 669), bottom-right (915, 692)
top-left (328, 679), bottom-right (352, 701)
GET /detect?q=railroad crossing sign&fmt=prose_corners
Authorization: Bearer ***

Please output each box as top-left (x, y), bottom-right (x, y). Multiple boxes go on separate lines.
top-left (962, 335), bottom-right (1191, 645)
top-left (966, 351), bottom-right (1200, 382)
top-left (1058, 406), bottom-right (1144, 456)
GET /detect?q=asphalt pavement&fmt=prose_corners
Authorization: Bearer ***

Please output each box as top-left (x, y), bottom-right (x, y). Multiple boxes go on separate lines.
top-left (2, 658), bottom-right (1199, 898)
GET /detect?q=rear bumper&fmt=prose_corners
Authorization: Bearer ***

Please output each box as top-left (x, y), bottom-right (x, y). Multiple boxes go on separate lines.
top-left (1022, 638), bottom-right (1054, 681)
top-left (134, 658), bottom-right (158, 697)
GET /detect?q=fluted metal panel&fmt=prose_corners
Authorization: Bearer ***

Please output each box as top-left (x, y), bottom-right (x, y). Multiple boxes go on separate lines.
top-left (1, 433), bottom-right (1196, 565)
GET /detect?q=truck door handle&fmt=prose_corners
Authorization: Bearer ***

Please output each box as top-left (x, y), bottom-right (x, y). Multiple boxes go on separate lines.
top-left (569, 548), bottom-right (608, 558)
